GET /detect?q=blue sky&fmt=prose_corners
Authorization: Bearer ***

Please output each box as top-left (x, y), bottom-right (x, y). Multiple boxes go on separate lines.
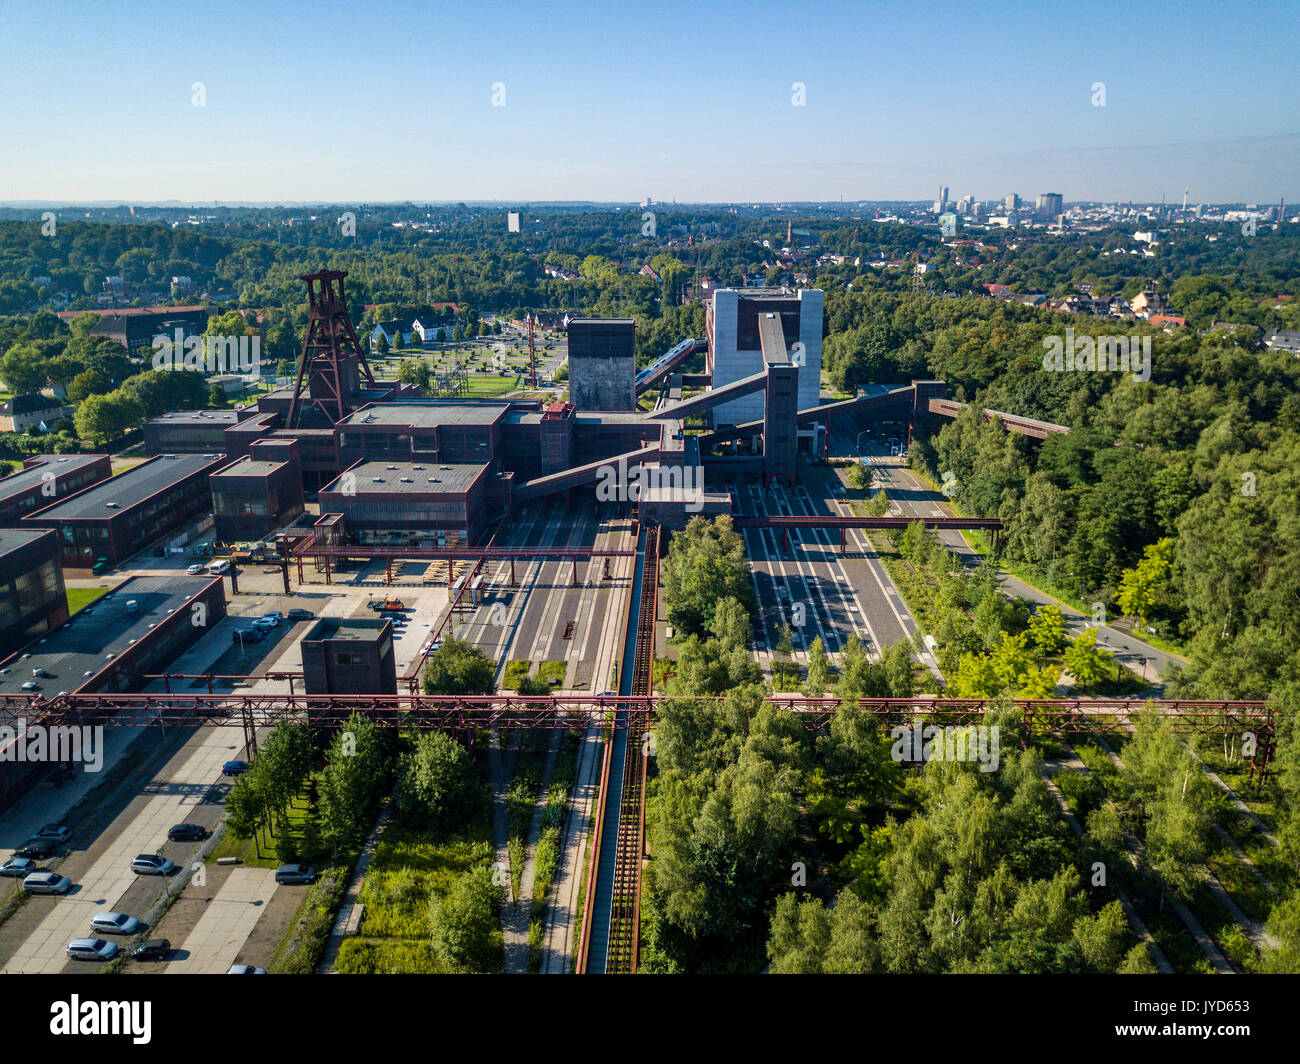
top-left (0, 0), bottom-right (1295, 204)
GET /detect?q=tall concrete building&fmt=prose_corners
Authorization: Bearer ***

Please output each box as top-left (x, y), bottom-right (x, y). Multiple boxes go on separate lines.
top-left (706, 287), bottom-right (823, 432)
top-left (567, 318), bottom-right (636, 410)
top-left (1037, 192), bottom-right (1064, 219)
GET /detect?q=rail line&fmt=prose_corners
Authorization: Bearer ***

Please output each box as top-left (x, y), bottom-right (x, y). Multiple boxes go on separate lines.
top-left (606, 523), bottom-right (657, 973)
top-left (576, 523), bottom-right (658, 973)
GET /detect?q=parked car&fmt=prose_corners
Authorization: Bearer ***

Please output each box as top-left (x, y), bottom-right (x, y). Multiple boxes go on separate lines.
top-left (274, 863), bottom-right (317, 885)
top-left (262, 611), bottom-right (284, 623)
top-left (91, 911), bottom-right (140, 936)
top-left (226, 964), bottom-right (266, 974)
top-left (132, 939), bottom-right (172, 961)
top-left (251, 616), bottom-right (277, 630)
top-left (66, 938), bottom-right (118, 961)
top-left (130, 854), bottom-right (175, 876)
top-left (231, 627), bottom-right (264, 644)
top-left (31, 824), bottom-right (69, 842)
top-left (222, 760), bottom-right (250, 777)
top-left (186, 563), bottom-right (205, 575)
top-left (286, 608), bottom-right (313, 622)
top-left (167, 823), bottom-right (207, 842)
top-left (0, 857), bottom-right (37, 878)
top-left (14, 838), bottom-right (58, 860)
top-left (209, 560), bottom-right (231, 576)
top-left (23, 871), bottom-right (72, 895)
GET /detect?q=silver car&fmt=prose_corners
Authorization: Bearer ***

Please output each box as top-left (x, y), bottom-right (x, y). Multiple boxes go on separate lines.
top-left (130, 854), bottom-right (175, 876)
top-left (67, 938), bottom-right (118, 961)
top-left (23, 871), bottom-right (72, 895)
top-left (91, 911), bottom-right (140, 936)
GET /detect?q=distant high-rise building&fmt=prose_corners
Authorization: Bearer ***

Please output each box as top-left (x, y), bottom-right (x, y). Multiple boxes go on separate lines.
top-left (507, 211), bottom-right (521, 233)
top-left (1036, 193), bottom-right (1063, 219)
top-left (1005, 193), bottom-right (1020, 212)
top-left (938, 185), bottom-right (950, 212)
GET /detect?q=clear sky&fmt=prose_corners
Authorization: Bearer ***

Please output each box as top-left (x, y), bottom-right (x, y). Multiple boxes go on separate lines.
top-left (0, 0), bottom-right (1295, 205)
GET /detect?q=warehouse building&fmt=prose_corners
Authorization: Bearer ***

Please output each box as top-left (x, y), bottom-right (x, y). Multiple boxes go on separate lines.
top-left (0, 528), bottom-right (68, 648)
top-left (209, 438), bottom-right (305, 542)
top-left (143, 407), bottom-right (258, 455)
top-left (0, 454), bottom-right (112, 526)
top-left (0, 574), bottom-right (226, 811)
top-left (318, 459), bottom-right (490, 545)
top-left (24, 452), bottom-right (226, 567)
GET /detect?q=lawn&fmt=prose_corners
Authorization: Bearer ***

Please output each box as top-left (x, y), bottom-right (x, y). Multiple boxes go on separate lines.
top-left (65, 585), bottom-right (110, 614)
top-left (537, 659), bottom-right (567, 687)
top-left (333, 793), bottom-right (498, 974)
top-left (503, 659), bottom-right (532, 689)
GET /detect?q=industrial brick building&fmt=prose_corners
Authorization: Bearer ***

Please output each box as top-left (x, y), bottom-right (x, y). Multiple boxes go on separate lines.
top-left (143, 408), bottom-right (259, 455)
top-left (24, 452), bottom-right (226, 567)
top-left (0, 528), bottom-right (68, 648)
top-left (0, 574), bottom-right (226, 811)
top-left (301, 617), bottom-right (397, 696)
top-left (567, 317), bottom-right (636, 410)
top-left (0, 454), bottom-right (112, 526)
top-left (318, 459), bottom-right (490, 545)
top-left (209, 438), bottom-right (305, 542)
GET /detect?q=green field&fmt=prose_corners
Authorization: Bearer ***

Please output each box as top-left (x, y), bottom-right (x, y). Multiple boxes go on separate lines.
top-left (65, 586), bottom-right (110, 614)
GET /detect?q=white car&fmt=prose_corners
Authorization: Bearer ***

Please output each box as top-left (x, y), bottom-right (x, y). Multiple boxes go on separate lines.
top-left (67, 938), bottom-right (118, 961)
top-left (91, 911), bottom-right (140, 936)
top-left (23, 871), bottom-right (72, 895)
top-left (251, 616), bottom-right (278, 630)
top-left (31, 824), bottom-right (69, 842)
top-left (209, 561), bottom-right (231, 576)
top-left (186, 563), bottom-right (205, 575)
top-left (227, 964), bottom-right (266, 974)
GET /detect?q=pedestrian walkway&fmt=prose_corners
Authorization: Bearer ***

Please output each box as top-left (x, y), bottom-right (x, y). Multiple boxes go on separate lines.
top-left (164, 867), bottom-right (277, 973)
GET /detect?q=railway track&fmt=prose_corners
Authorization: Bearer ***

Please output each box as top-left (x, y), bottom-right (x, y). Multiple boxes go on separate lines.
top-left (577, 523), bottom-right (658, 974)
top-left (605, 524), bottom-right (657, 973)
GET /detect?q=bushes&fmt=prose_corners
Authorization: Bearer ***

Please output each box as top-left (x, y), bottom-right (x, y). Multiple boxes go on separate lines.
top-left (271, 864), bottom-right (350, 974)
top-left (392, 731), bottom-right (474, 837)
top-left (429, 865), bottom-right (504, 973)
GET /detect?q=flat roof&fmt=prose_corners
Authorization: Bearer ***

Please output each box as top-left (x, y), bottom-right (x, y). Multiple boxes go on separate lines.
top-left (305, 617), bottom-right (390, 642)
top-left (0, 527), bottom-right (55, 555)
top-left (0, 575), bottom-right (219, 697)
top-left (324, 460), bottom-right (488, 495)
top-left (211, 459), bottom-right (284, 478)
top-left (568, 317), bottom-right (635, 326)
top-left (0, 455), bottom-right (107, 502)
top-left (147, 409), bottom-right (243, 425)
top-left (339, 403), bottom-right (509, 429)
top-left (26, 454), bottom-right (225, 522)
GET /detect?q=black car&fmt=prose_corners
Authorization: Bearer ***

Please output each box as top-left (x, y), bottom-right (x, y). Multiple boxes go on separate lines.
top-left (132, 939), bottom-right (172, 961)
top-left (167, 823), bottom-right (207, 842)
top-left (286, 608), bottom-right (313, 622)
top-left (14, 838), bottom-right (58, 860)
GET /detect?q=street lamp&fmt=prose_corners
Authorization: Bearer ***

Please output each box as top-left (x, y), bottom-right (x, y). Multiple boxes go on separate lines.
top-left (855, 430), bottom-right (872, 459)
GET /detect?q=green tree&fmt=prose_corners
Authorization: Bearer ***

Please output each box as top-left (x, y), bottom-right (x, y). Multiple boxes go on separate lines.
top-left (73, 390), bottom-right (143, 445)
top-left (422, 635), bottom-right (495, 695)
top-left (393, 731), bottom-right (474, 834)
top-left (430, 865), bottom-right (503, 973)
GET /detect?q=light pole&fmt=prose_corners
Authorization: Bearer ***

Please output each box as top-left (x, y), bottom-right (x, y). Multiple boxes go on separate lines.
top-left (856, 430), bottom-right (871, 459)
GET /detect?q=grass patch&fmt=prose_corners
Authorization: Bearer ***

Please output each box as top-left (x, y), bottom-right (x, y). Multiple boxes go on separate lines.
top-left (537, 659), bottom-right (567, 687)
top-left (335, 768), bottom-right (498, 974)
top-left (503, 659), bottom-right (531, 689)
top-left (66, 585), bottom-right (110, 614)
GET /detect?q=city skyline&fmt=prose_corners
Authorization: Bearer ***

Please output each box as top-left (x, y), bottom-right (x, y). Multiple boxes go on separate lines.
top-left (0, 0), bottom-right (1295, 205)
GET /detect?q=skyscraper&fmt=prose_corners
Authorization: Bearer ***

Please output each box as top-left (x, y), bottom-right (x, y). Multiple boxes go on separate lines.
top-left (938, 185), bottom-right (950, 212)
